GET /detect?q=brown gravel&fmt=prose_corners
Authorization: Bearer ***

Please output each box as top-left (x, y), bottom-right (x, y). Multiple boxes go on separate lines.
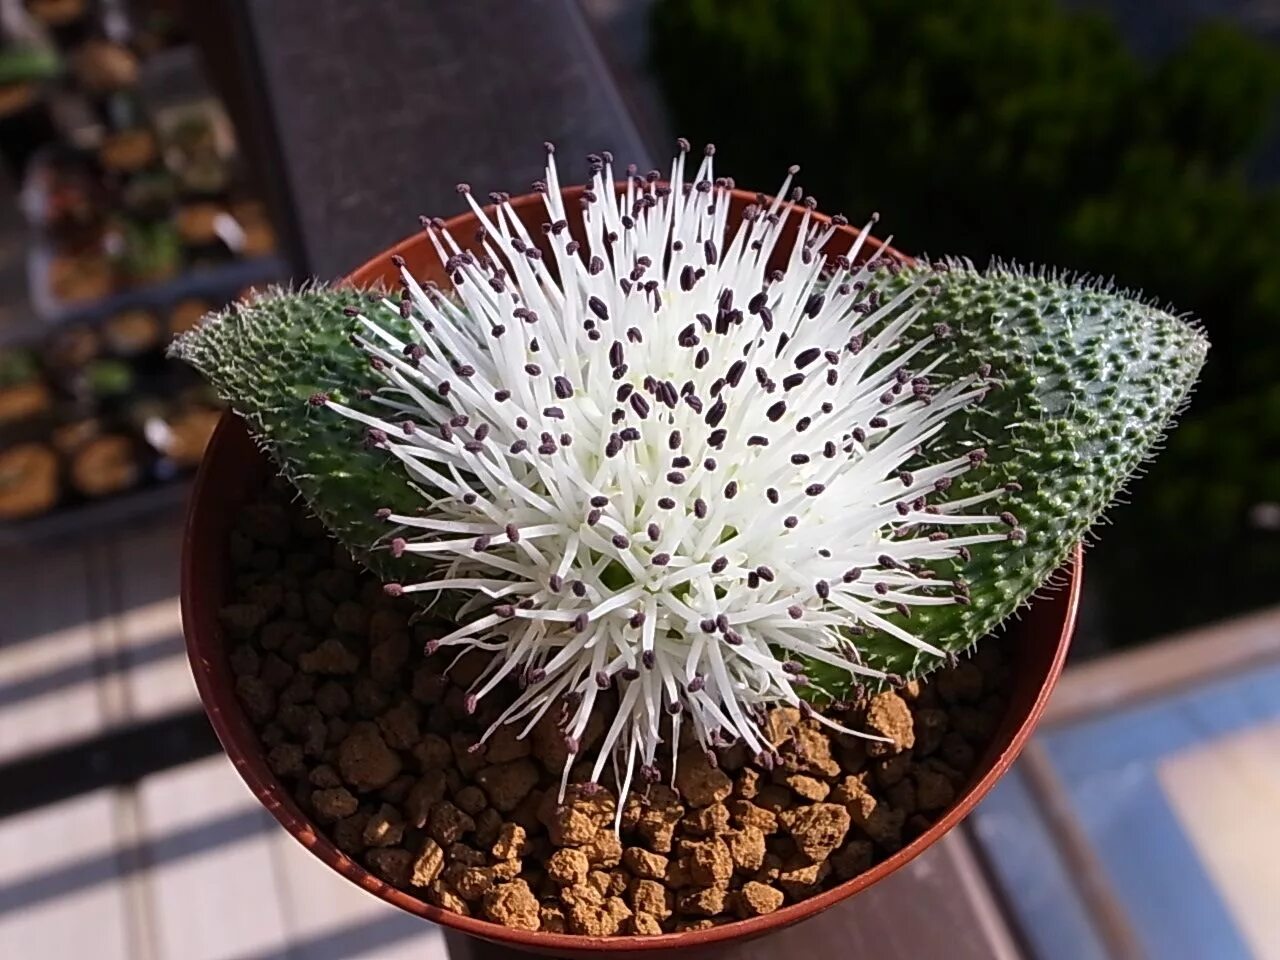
top-left (735, 880), bottom-right (785, 917)
top-left (224, 488), bottom-right (1013, 937)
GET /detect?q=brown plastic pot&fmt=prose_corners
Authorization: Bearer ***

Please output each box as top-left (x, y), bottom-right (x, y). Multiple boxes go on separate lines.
top-left (182, 186), bottom-right (1080, 958)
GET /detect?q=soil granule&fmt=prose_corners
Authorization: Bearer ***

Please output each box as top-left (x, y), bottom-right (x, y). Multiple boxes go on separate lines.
top-left (224, 485), bottom-right (1012, 935)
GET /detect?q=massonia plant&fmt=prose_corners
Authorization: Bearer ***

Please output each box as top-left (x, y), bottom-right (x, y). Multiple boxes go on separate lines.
top-left (173, 142), bottom-right (1206, 800)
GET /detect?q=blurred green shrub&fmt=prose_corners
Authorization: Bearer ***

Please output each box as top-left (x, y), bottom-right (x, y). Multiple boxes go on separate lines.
top-left (651, 0), bottom-right (1280, 641)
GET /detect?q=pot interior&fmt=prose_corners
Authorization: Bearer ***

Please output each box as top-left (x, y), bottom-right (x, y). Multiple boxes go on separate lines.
top-left (182, 187), bottom-right (1078, 957)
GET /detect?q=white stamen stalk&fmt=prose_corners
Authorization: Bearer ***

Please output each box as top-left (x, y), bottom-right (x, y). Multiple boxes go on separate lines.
top-left (331, 144), bottom-right (1001, 805)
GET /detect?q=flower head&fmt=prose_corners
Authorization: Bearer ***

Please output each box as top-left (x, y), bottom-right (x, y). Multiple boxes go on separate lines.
top-left (327, 143), bottom-right (1010, 804)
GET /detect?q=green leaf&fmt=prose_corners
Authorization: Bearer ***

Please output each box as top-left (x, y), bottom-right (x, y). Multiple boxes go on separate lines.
top-left (169, 286), bottom-right (420, 580)
top-left (810, 261), bottom-right (1207, 688)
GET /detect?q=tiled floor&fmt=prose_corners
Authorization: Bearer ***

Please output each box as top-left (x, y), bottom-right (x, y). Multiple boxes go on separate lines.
top-left (1160, 722), bottom-right (1280, 959)
top-left (0, 761), bottom-right (449, 960)
top-left (0, 514), bottom-right (448, 960)
top-left (973, 608), bottom-right (1280, 960)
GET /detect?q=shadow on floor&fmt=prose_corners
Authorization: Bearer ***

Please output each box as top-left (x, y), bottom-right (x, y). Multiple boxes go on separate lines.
top-left (231, 911), bottom-right (441, 960)
top-left (0, 632), bottom-right (182, 710)
top-left (0, 803), bottom-right (271, 915)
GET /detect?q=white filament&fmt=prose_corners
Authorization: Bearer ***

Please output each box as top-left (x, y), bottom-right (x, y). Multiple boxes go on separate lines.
top-left (328, 145), bottom-right (1008, 801)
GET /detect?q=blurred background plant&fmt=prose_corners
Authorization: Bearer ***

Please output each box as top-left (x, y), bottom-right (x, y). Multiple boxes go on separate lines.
top-left (650, 0), bottom-right (1280, 646)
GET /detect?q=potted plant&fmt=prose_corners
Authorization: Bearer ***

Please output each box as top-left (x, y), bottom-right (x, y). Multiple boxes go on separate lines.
top-left (172, 142), bottom-right (1205, 955)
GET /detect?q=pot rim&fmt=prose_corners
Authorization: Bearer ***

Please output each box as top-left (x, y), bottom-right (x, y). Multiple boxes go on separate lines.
top-left (183, 185), bottom-right (1080, 954)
